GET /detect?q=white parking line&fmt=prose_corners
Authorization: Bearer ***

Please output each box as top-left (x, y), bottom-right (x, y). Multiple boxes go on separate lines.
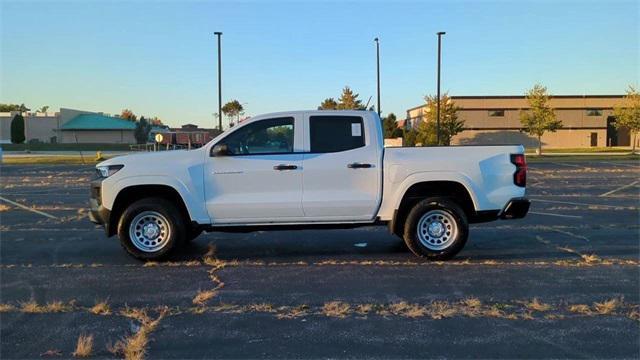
top-left (0, 196), bottom-right (58, 219)
top-left (552, 162), bottom-right (584, 168)
top-left (528, 211), bottom-right (583, 219)
top-left (529, 198), bottom-right (632, 209)
top-left (599, 180), bottom-right (640, 197)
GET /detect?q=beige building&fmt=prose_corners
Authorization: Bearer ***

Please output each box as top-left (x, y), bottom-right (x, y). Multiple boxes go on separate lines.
top-left (405, 95), bottom-right (634, 148)
top-left (0, 108), bottom-right (135, 144)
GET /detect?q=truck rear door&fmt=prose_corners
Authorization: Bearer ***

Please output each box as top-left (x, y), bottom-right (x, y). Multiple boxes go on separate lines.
top-left (301, 113), bottom-right (382, 221)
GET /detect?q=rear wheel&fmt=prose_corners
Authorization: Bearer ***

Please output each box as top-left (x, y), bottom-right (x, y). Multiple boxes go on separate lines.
top-left (403, 197), bottom-right (468, 260)
top-left (117, 198), bottom-right (186, 260)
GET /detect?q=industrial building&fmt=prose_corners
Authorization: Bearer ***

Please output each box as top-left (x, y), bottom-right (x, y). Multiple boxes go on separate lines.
top-left (405, 95), bottom-right (634, 148)
top-left (0, 108), bottom-right (135, 144)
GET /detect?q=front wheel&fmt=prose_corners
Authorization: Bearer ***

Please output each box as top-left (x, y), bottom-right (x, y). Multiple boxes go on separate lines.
top-left (403, 197), bottom-right (468, 260)
top-left (117, 198), bottom-right (186, 260)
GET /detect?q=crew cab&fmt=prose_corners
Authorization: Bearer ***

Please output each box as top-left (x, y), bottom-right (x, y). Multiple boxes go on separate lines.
top-left (89, 110), bottom-right (529, 260)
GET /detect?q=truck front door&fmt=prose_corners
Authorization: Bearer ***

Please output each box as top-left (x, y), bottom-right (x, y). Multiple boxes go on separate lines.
top-left (204, 116), bottom-right (305, 223)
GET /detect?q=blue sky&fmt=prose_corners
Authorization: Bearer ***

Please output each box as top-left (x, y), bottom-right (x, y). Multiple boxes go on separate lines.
top-left (1, 0), bottom-right (638, 128)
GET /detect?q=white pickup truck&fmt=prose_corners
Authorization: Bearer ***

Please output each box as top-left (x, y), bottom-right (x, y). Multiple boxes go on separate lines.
top-left (90, 110), bottom-right (529, 260)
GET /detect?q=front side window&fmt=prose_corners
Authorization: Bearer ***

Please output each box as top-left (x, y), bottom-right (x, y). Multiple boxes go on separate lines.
top-left (217, 117), bottom-right (294, 155)
top-left (310, 116), bottom-right (365, 153)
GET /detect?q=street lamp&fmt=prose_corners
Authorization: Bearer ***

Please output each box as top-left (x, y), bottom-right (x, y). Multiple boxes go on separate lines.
top-left (374, 37), bottom-right (381, 117)
top-left (436, 31), bottom-right (445, 146)
top-left (214, 32), bottom-right (223, 132)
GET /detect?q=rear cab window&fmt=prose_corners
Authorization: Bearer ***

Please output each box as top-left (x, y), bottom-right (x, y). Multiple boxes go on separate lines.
top-left (309, 116), bottom-right (365, 153)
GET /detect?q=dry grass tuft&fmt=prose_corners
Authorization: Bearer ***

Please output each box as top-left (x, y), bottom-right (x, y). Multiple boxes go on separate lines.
top-left (19, 300), bottom-right (45, 313)
top-left (72, 334), bottom-right (93, 358)
top-left (40, 349), bottom-right (62, 357)
top-left (0, 204), bottom-right (11, 212)
top-left (0, 303), bottom-right (16, 312)
top-left (428, 301), bottom-right (457, 319)
top-left (322, 301), bottom-right (351, 318)
top-left (45, 301), bottom-right (71, 313)
top-left (460, 297), bottom-right (482, 317)
top-left (483, 305), bottom-right (506, 318)
top-left (276, 305), bottom-right (310, 319)
top-left (580, 254), bottom-right (601, 264)
top-left (90, 300), bottom-right (111, 315)
top-left (120, 307), bottom-right (151, 324)
top-left (525, 298), bottom-right (552, 312)
top-left (628, 307), bottom-right (640, 321)
top-left (568, 304), bottom-right (592, 315)
top-left (593, 298), bottom-right (619, 315)
top-left (355, 304), bottom-right (374, 316)
top-left (388, 302), bottom-right (427, 318)
top-left (143, 261), bottom-right (158, 267)
top-left (246, 303), bottom-right (275, 313)
top-left (192, 290), bottom-right (216, 306)
top-left (110, 307), bottom-right (168, 360)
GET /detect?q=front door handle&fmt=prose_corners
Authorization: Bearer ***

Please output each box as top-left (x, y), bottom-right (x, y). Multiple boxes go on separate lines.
top-left (347, 163), bottom-right (373, 169)
top-left (273, 164), bottom-right (298, 171)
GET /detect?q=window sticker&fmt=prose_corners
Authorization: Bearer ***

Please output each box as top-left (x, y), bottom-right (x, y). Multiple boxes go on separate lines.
top-left (351, 123), bottom-right (362, 137)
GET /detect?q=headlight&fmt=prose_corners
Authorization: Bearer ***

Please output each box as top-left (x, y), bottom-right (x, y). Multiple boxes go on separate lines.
top-left (96, 164), bottom-right (124, 178)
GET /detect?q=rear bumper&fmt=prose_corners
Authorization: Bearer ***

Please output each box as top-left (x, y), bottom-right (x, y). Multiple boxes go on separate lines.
top-left (500, 197), bottom-right (530, 219)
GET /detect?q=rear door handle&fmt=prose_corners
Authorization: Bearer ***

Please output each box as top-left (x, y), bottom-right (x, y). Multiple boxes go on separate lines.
top-left (273, 164), bottom-right (298, 171)
top-left (347, 163), bottom-right (373, 169)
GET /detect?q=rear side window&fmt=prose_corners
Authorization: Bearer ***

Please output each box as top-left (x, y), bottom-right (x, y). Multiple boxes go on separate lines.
top-left (309, 116), bottom-right (365, 153)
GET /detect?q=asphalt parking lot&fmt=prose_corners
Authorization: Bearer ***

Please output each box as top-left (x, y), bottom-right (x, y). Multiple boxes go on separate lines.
top-left (1, 159), bottom-right (639, 359)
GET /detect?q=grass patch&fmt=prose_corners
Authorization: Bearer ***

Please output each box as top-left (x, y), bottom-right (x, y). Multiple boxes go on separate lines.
top-left (388, 302), bottom-right (427, 318)
top-left (90, 300), bottom-right (111, 315)
top-left (192, 290), bottom-right (216, 306)
top-left (525, 298), bottom-right (552, 312)
top-left (110, 307), bottom-right (168, 360)
top-left (72, 334), bottom-right (93, 358)
top-left (322, 301), bottom-right (351, 318)
top-left (568, 304), bottom-right (592, 315)
top-left (0, 303), bottom-right (16, 312)
top-left (1, 155), bottom-right (109, 165)
top-left (1, 143), bottom-right (132, 151)
top-left (593, 298), bottom-right (620, 315)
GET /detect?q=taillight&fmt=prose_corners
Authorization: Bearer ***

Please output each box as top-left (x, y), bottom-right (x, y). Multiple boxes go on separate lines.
top-left (510, 154), bottom-right (527, 187)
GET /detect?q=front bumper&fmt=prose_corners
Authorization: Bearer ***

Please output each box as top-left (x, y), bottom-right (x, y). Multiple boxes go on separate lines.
top-left (500, 197), bottom-right (530, 219)
top-left (89, 178), bottom-right (111, 234)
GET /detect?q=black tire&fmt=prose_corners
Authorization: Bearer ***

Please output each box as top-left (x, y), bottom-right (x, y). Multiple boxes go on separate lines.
top-left (117, 198), bottom-right (186, 260)
top-left (402, 197), bottom-right (468, 260)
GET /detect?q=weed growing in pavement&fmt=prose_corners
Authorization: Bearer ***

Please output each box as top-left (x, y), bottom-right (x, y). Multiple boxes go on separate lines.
top-left (72, 334), bottom-right (93, 358)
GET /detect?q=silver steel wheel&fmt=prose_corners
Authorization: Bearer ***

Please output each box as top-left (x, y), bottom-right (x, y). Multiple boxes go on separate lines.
top-left (416, 209), bottom-right (458, 251)
top-left (129, 211), bottom-right (171, 253)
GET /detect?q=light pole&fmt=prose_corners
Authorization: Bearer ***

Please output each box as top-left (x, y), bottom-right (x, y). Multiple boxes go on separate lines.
top-left (374, 37), bottom-right (381, 117)
top-left (436, 31), bottom-right (445, 146)
top-left (214, 32), bottom-right (223, 132)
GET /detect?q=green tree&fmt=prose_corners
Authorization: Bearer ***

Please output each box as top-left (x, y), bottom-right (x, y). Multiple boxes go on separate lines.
top-left (38, 105), bottom-right (50, 113)
top-left (337, 86), bottom-right (365, 110)
top-left (403, 128), bottom-right (419, 147)
top-left (417, 93), bottom-right (465, 146)
top-left (134, 116), bottom-right (152, 144)
top-left (120, 109), bottom-right (137, 121)
top-left (519, 84), bottom-right (562, 154)
top-left (10, 114), bottom-right (25, 144)
top-left (383, 113), bottom-right (403, 138)
top-left (0, 103), bottom-right (29, 112)
top-left (222, 100), bottom-right (244, 127)
top-left (613, 85), bottom-right (640, 152)
top-left (318, 98), bottom-right (338, 110)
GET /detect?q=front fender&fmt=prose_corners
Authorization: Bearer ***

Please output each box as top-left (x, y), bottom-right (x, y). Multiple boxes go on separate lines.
top-left (102, 175), bottom-right (210, 224)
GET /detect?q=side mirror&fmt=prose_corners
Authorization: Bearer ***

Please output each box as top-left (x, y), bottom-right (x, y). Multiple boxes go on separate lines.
top-left (211, 144), bottom-right (230, 157)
